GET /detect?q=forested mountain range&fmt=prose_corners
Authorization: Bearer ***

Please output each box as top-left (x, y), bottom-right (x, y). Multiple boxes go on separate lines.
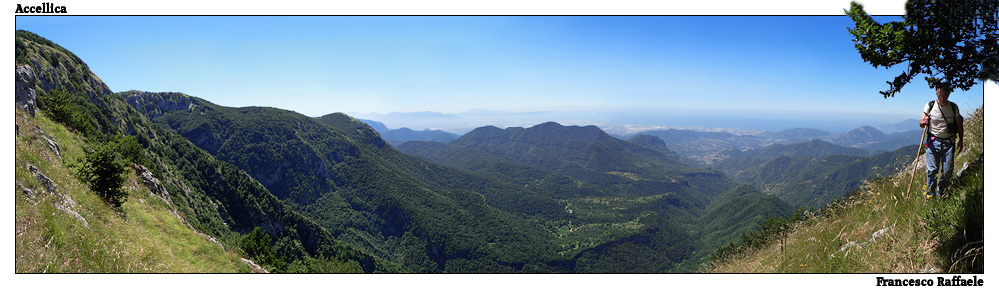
top-left (712, 143), bottom-right (919, 208)
top-left (717, 139), bottom-right (876, 161)
top-left (396, 122), bottom-right (798, 271)
top-left (16, 29), bottom-right (921, 273)
top-left (695, 185), bottom-right (794, 254)
top-left (624, 132), bottom-right (917, 208)
top-left (125, 91), bottom-right (577, 272)
top-left (133, 94), bottom-right (772, 272)
top-left (398, 122), bottom-right (733, 200)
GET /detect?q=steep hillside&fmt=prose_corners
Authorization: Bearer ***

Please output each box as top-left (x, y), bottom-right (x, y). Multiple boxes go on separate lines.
top-left (692, 185), bottom-right (794, 262)
top-left (16, 30), bottom-right (385, 273)
top-left (16, 102), bottom-right (257, 272)
top-left (625, 183), bottom-right (799, 272)
top-left (706, 106), bottom-right (984, 273)
top-left (15, 30), bottom-right (113, 102)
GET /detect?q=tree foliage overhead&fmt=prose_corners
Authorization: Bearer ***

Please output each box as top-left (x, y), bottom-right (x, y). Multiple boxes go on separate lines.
top-left (846, 0), bottom-right (998, 98)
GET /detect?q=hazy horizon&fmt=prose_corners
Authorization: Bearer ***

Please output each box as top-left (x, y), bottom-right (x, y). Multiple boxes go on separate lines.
top-left (14, 15), bottom-right (986, 136)
top-left (352, 106), bottom-right (928, 136)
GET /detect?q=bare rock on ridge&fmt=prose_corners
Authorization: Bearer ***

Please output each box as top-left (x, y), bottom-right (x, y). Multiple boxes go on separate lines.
top-left (16, 64), bottom-right (37, 118)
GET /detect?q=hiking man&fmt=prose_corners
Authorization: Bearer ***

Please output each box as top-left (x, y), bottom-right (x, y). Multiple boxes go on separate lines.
top-left (919, 87), bottom-right (964, 199)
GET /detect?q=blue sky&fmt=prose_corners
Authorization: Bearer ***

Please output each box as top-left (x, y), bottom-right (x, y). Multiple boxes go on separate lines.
top-left (14, 15), bottom-right (986, 131)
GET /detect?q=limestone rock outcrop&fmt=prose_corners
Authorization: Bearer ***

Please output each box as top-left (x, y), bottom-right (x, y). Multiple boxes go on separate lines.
top-left (16, 64), bottom-right (37, 118)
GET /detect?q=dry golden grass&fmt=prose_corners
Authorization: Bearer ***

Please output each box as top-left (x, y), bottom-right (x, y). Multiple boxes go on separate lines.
top-left (707, 107), bottom-right (984, 274)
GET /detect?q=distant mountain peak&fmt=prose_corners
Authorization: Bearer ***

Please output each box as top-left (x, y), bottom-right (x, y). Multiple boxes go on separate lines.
top-left (841, 126), bottom-right (887, 143)
top-left (629, 134), bottom-right (667, 147)
top-left (469, 125), bottom-right (504, 133)
top-left (852, 125), bottom-right (883, 133)
top-left (525, 122), bottom-right (609, 139)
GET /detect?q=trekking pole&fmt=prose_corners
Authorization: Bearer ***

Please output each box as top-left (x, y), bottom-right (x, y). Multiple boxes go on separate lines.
top-left (906, 125), bottom-right (929, 198)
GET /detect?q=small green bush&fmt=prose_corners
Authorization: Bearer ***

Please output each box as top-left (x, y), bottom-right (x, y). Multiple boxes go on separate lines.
top-left (240, 227), bottom-right (284, 271)
top-left (39, 89), bottom-right (95, 137)
top-left (76, 137), bottom-right (131, 210)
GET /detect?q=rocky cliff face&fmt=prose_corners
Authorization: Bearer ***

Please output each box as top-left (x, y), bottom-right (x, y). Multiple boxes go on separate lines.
top-left (120, 90), bottom-right (199, 120)
top-left (16, 64), bottom-right (37, 118)
top-left (16, 31), bottom-right (114, 101)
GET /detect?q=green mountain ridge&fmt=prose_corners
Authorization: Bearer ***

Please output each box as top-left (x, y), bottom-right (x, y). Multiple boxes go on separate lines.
top-left (719, 139), bottom-right (876, 160)
top-left (714, 142), bottom-right (919, 208)
top-left (443, 122), bottom-right (725, 195)
top-left (695, 185), bottom-right (794, 256)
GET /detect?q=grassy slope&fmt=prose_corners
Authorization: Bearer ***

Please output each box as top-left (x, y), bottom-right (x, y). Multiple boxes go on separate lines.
top-left (18, 30), bottom-right (374, 273)
top-left (15, 109), bottom-right (253, 273)
top-left (706, 107), bottom-right (984, 273)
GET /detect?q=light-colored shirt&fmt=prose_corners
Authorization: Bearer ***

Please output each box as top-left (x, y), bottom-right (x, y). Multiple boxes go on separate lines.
top-left (923, 101), bottom-right (960, 140)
